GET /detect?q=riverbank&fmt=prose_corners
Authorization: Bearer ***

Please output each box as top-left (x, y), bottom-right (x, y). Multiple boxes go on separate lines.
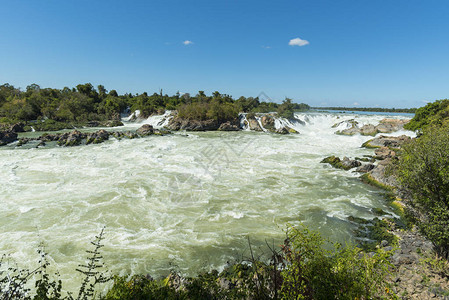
top-left (322, 131), bottom-right (449, 299)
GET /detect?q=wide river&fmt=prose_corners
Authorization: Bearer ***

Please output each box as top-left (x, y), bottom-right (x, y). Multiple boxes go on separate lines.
top-left (0, 111), bottom-right (413, 292)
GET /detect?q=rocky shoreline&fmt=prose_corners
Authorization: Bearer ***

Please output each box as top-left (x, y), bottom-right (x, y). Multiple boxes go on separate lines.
top-left (0, 124), bottom-right (170, 148)
top-left (321, 134), bottom-right (449, 299)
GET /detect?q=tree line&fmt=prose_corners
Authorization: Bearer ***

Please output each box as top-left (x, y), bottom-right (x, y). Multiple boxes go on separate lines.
top-left (0, 83), bottom-right (310, 129)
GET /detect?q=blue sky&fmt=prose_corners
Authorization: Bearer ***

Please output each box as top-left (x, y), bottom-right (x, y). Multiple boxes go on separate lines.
top-left (1, 0), bottom-right (448, 108)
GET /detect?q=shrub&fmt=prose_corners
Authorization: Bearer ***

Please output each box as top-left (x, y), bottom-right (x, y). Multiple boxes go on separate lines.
top-left (394, 124), bottom-right (449, 257)
top-left (280, 224), bottom-right (394, 299)
top-left (404, 99), bottom-right (449, 131)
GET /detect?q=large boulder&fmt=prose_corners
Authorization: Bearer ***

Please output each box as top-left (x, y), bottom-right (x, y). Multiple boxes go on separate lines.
top-left (359, 124), bottom-right (377, 136)
top-left (218, 121), bottom-right (240, 131)
top-left (376, 118), bottom-right (409, 133)
top-left (58, 130), bottom-right (85, 147)
top-left (356, 163), bottom-right (375, 173)
top-left (366, 158), bottom-right (398, 188)
top-left (362, 135), bottom-right (411, 149)
top-left (321, 156), bottom-right (361, 170)
top-left (86, 129), bottom-right (110, 144)
top-left (0, 130), bottom-right (18, 146)
top-left (167, 117), bottom-right (220, 131)
top-left (260, 115), bottom-right (275, 131)
top-left (245, 115), bottom-right (263, 131)
top-left (10, 123), bottom-right (25, 133)
top-left (137, 124), bottom-right (155, 136)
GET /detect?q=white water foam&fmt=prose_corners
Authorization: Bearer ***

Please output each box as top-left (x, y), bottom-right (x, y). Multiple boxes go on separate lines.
top-left (0, 111), bottom-right (415, 293)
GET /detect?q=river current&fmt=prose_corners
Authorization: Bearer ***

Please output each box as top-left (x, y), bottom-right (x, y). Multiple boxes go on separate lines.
top-left (0, 111), bottom-right (414, 291)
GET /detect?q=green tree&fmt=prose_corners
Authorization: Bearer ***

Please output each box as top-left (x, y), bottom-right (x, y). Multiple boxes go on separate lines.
top-left (277, 98), bottom-right (295, 119)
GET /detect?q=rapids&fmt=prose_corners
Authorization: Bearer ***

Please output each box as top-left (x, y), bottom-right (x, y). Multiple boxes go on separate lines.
top-left (0, 111), bottom-right (414, 292)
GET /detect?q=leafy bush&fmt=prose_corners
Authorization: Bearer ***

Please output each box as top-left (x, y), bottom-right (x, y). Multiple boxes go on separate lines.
top-left (280, 224), bottom-right (394, 299)
top-left (177, 99), bottom-right (239, 122)
top-left (394, 124), bottom-right (449, 257)
top-left (404, 99), bottom-right (449, 131)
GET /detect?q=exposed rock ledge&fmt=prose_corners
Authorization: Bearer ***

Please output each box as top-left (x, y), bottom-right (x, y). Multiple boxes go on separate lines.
top-left (9, 125), bottom-right (170, 148)
top-left (335, 118), bottom-right (410, 136)
top-left (166, 117), bottom-right (240, 131)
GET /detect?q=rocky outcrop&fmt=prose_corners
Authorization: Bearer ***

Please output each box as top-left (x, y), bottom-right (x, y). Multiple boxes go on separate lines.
top-left (218, 121), bottom-right (240, 131)
top-left (86, 129), bottom-right (110, 144)
top-left (245, 115), bottom-right (263, 131)
top-left (321, 156), bottom-right (361, 170)
top-left (374, 147), bottom-right (396, 160)
top-left (136, 124), bottom-right (155, 136)
top-left (336, 118), bottom-right (410, 136)
top-left (365, 158), bottom-right (398, 188)
top-left (362, 135), bottom-right (411, 148)
top-left (58, 130), bottom-right (85, 147)
top-left (0, 130), bottom-right (18, 146)
top-left (376, 118), bottom-right (409, 133)
top-left (260, 115), bottom-right (275, 131)
top-left (356, 163), bottom-right (375, 173)
top-left (10, 123), bottom-right (25, 133)
top-left (167, 117), bottom-right (223, 131)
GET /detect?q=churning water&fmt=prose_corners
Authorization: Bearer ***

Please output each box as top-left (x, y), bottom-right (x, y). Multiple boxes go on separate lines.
top-left (0, 111), bottom-right (414, 291)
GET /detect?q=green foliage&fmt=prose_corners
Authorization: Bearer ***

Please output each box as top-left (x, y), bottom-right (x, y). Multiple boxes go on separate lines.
top-left (394, 124), bottom-right (449, 257)
top-left (277, 98), bottom-right (295, 119)
top-left (177, 98), bottom-right (239, 122)
top-left (404, 99), bottom-right (449, 131)
top-left (280, 224), bottom-right (395, 299)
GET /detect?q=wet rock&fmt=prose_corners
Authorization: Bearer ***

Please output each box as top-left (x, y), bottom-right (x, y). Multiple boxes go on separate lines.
top-left (341, 157), bottom-right (362, 169)
top-left (86, 129), bottom-right (110, 144)
top-left (17, 138), bottom-right (31, 147)
top-left (112, 131), bottom-right (138, 139)
top-left (58, 130), bottom-right (85, 147)
top-left (332, 119), bottom-right (358, 129)
top-left (0, 130), bottom-right (18, 146)
top-left (218, 121), bottom-right (240, 131)
top-left (10, 123), bottom-right (25, 133)
top-left (136, 124), bottom-right (155, 136)
top-left (275, 127), bottom-right (289, 134)
top-left (260, 115), bottom-right (275, 131)
top-left (246, 115), bottom-right (263, 131)
top-left (321, 156), bottom-right (360, 170)
top-left (356, 163), bottom-right (375, 173)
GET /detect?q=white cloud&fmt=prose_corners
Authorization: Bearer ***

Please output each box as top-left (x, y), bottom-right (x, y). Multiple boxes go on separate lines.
top-left (183, 40), bottom-right (194, 45)
top-left (353, 102), bottom-right (359, 106)
top-left (288, 37), bottom-right (309, 47)
top-left (262, 45), bottom-right (271, 49)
